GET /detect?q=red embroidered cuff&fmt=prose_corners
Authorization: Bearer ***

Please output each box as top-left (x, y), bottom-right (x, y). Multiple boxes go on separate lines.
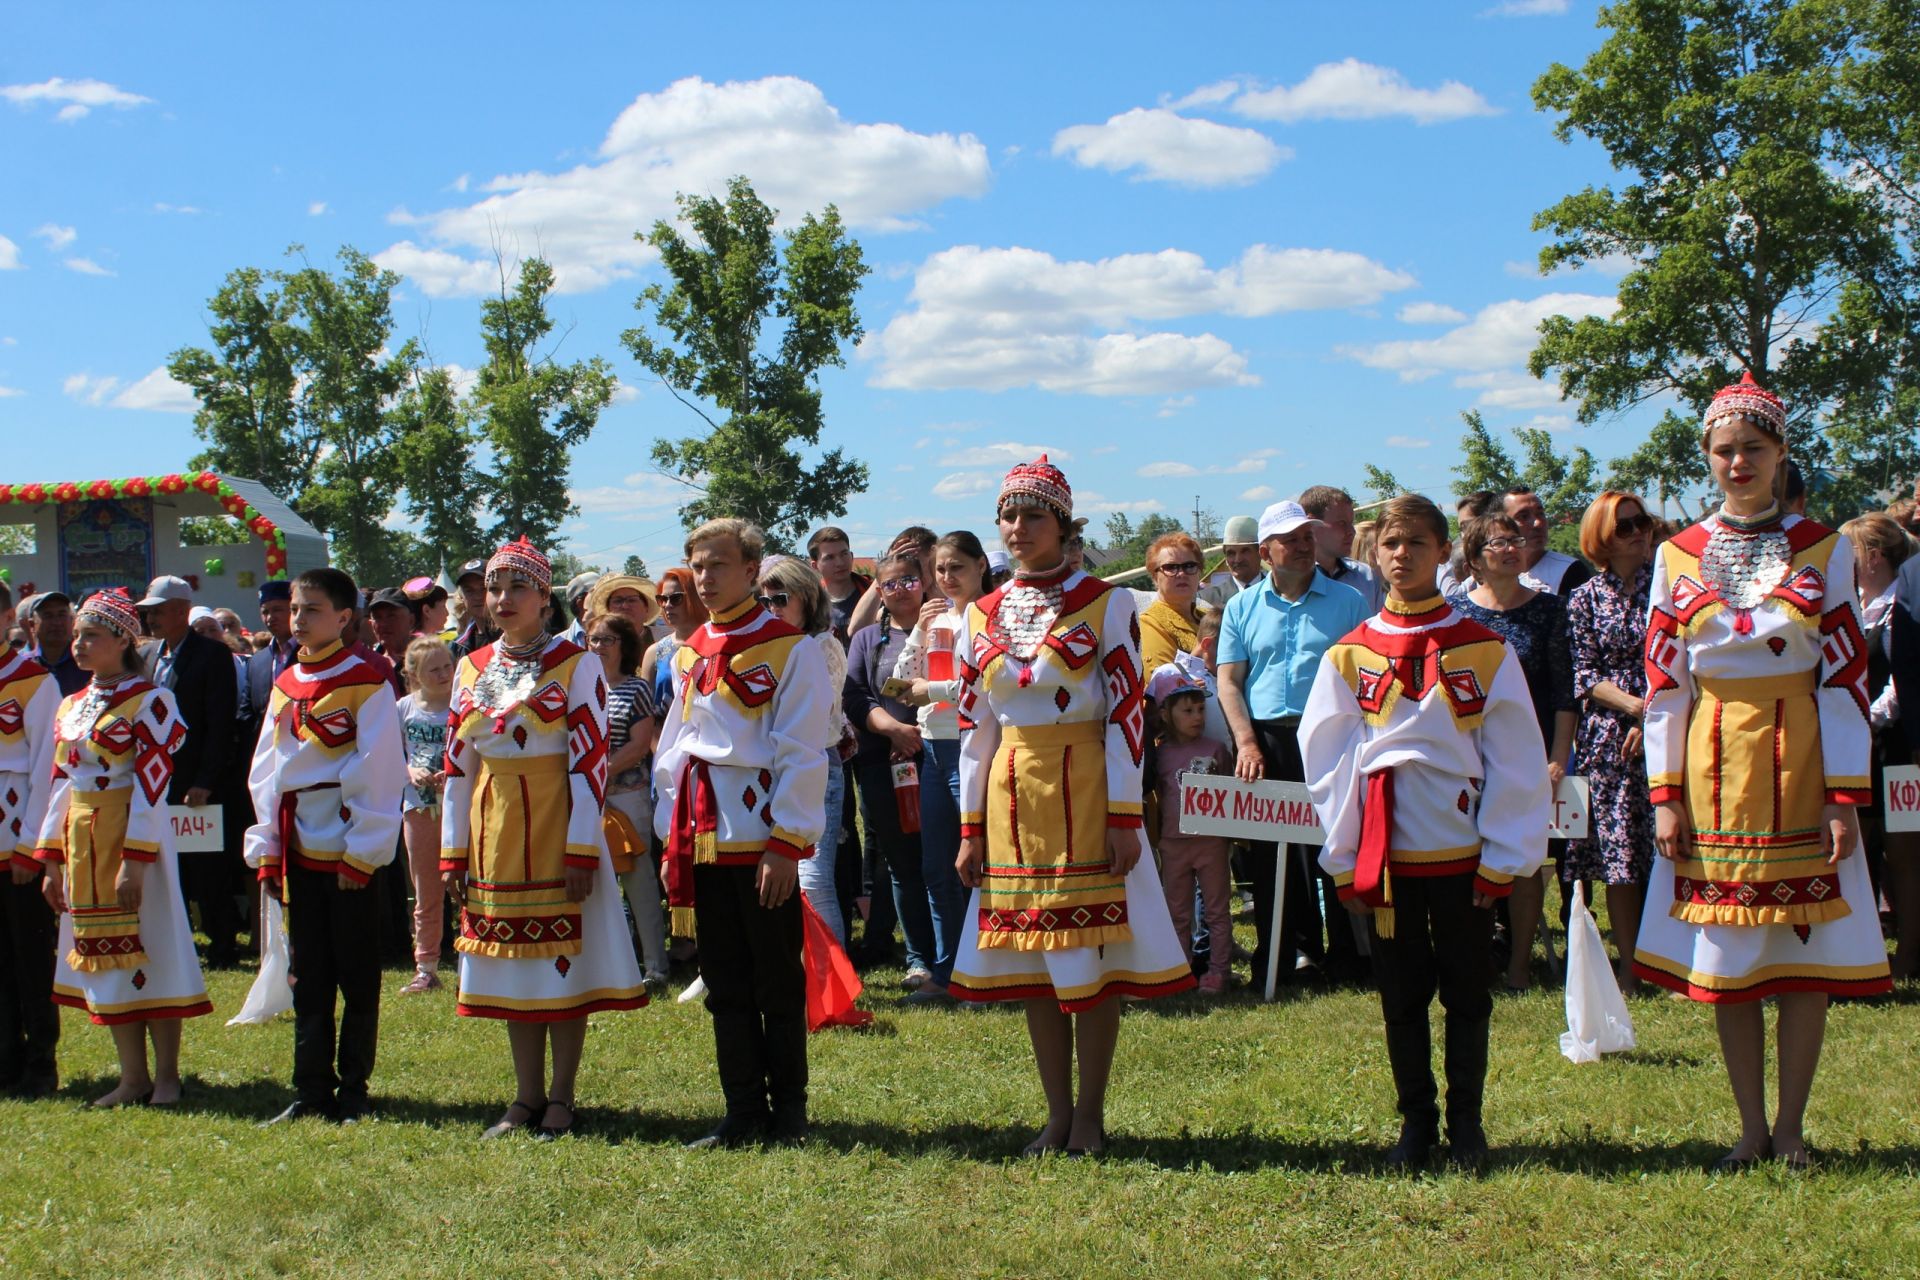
top-left (563, 854), bottom-right (599, 870)
top-left (256, 860), bottom-right (282, 882)
top-left (1647, 785), bottom-right (1683, 805)
top-left (764, 835), bottom-right (811, 861)
top-left (959, 822), bottom-right (984, 839)
top-left (1107, 813), bottom-right (1144, 830)
top-left (1336, 882), bottom-right (1362, 903)
top-left (10, 852), bottom-right (42, 875)
top-left (1825, 788), bottom-right (1872, 806)
top-left (437, 859), bottom-right (466, 875)
top-left (122, 845), bottom-right (159, 865)
top-left (1472, 872), bottom-right (1514, 900)
top-left (34, 847), bottom-right (65, 866)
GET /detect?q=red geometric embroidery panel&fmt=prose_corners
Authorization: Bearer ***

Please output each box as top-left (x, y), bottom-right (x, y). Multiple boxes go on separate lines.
top-left (1818, 605), bottom-right (1869, 720)
top-left (566, 704), bottom-right (608, 807)
top-left (1102, 646), bottom-right (1145, 767)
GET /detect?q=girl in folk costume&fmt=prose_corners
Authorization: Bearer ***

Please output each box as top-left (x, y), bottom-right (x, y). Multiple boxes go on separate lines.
top-left (0, 620), bottom-right (62, 1097)
top-left (440, 538), bottom-right (647, 1140)
top-left (1637, 373), bottom-right (1890, 1171)
top-left (952, 457), bottom-right (1196, 1157)
top-left (1300, 496), bottom-right (1551, 1171)
top-left (35, 590), bottom-right (211, 1106)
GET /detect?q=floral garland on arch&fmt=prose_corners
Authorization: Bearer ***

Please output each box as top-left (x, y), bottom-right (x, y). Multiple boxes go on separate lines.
top-left (0, 471), bottom-right (290, 579)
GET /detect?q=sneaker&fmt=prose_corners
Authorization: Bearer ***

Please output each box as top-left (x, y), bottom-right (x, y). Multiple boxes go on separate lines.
top-left (399, 970), bottom-right (440, 995)
top-left (643, 971), bottom-right (670, 995)
top-left (902, 982), bottom-right (952, 1006)
top-left (677, 975), bottom-right (707, 1004)
top-left (901, 967), bottom-right (933, 991)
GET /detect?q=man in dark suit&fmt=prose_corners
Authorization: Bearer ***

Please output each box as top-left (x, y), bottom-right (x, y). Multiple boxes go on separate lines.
top-left (138, 574), bottom-right (241, 967)
top-left (241, 580), bottom-right (297, 750)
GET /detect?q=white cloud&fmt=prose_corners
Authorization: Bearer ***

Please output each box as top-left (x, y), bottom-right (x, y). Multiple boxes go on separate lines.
top-left (1505, 252), bottom-right (1638, 280)
top-left (1483, 0), bottom-right (1568, 14)
top-left (1518, 413), bottom-right (1575, 432)
top-left (1341, 292), bottom-right (1617, 380)
top-left (568, 471), bottom-right (693, 521)
top-left (308, 201), bottom-right (329, 217)
top-left (153, 202), bottom-right (202, 215)
top-left (1397, 301), bottom-right (1467, 325)
top-left (1156, 395), bottom-right (1195, 418)
top-left (63, 257), bottom-right (113, 277)
top-left (932, 471), bottom-right (996, 500)
top-left (1052, 107), bottom-right (1288, 188)
top-left (1455, 370), bottom-right (1568, 411)
top-left (1076, 491), bottom-right (1164, 516)
top-left (1166, 80), bottom-right (1243, 111)
top-left (33, 224), bottom-right (76, 250)
top-left (1384, 435), bottom-right (1432, 449)
top-left (111, 367), bottom-right (195, 412)
top-left (1214, 61), bottom-right (1499, 126)
top-left (0, 385), bottom-right (22, 398)
top-left (867, 242), bottom-right (1414, 396)
top-left (1240, 484), bottom-right (1275, 501)
top-left (63, 373), bottom-right (119, 405)
top-left (939, 441), bottom-right (1071, 467)
top-left (1137, 448), bottom-right (1276, 479)
top-left (63, 367), bottom-right (193, 411)
top-left (0, 236), bottom-right (19, 270)
top-left (0, 77), bottom-right (151, 119)
top-left (376, 75), bottom-right (991, 297)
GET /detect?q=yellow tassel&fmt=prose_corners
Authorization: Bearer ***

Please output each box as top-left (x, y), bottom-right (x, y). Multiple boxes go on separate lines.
top-left (975, 924), bottom-right (1135, 952)
top-left (453, 937), bottom-right (583, 960)
top-left (1373, 907), bottom-right (1395, 940)
top-left (1671, 897), bottom-right (1852, 928)
top-left (670, 906), bottom-right (697, 937)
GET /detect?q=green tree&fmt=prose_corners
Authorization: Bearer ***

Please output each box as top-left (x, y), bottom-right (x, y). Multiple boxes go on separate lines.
top-left (473, 258), bottom-right (615, 549)
top-left (169, 246), bottom-right (419, 583)
top-left (1450, 411), bottom-right (1597, 553)
top-left (1103, 512), bottom-right (1135, 550)
top-left (1360, 465), bottom-right (1404, 503)
top-left (1526, 0), bottom-right (1901, 509)
top-left (392, 364), bottom-right (488, 570)
top-left (621, 554), bottom-right (650, 578)
top-left (623, 177), bottom-right (871, 552)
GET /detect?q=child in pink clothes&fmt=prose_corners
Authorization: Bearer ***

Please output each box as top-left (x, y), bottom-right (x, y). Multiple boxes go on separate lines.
top-left (1148, 666), bottom-right (1234, 994)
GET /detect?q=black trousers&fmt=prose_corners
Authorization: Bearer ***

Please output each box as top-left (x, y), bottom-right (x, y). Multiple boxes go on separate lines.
top-left (287, 865), bottom-right (382, 1106)
top-left (0, 875), bottom-right (58, 1088)
top-left (1370, 871), bottom-right (1493, 1125)
top-left (1246, 719), bottom-right (1358, 980)
top-left (693, 863), bottom-right (806, 1120)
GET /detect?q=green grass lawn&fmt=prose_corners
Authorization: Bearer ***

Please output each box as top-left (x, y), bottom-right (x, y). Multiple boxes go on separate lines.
top-left (6, 934), bottom-right (1918, 1279)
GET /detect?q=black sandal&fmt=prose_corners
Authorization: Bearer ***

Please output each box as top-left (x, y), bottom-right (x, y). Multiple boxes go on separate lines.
top-left (534, 1100), bottom-right (577, 1141)
top-left (482, 1099), bottom-right (544, 1141)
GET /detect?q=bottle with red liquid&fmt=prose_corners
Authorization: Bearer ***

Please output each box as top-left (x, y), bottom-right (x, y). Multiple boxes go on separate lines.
top-left (926, 614), bottom-right (955, 713)
top-left (891, 760), bottom-right (922, 834)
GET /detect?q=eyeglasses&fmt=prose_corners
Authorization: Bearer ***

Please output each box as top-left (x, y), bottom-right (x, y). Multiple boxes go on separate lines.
top-left (1614, 513), bottom-right (1655, 537)
top-left (587, 633), bottom-right (619, 647)
top-left (1154, 561), bottom-right (1202, 576)
top-left (1482, 538), bottom-right (1525, 553)
top-left (756, 592), bottom-right (791, 611)
top-left (879, 577), bottom-right (922, 594)
top-left (658, 593), bottom-right (685, 607)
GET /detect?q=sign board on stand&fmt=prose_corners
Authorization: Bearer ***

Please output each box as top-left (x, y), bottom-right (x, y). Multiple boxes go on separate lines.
top-left (168, 805), bottom-right (225, 853)
top-left (1888, 765), bottom-right (1920, 834)
top-left (1177, 773), bottom-right (1589, 1001)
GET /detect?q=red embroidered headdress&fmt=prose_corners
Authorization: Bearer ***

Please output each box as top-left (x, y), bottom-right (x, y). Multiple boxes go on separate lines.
top-left (79, 588), bottom-right (140, 638)
top-left (997, 454), bottom-right (1073, 522)
top-left (1703, 371), bottom-right (1787, 439)
top-left (486, 536), bottom-right (552, 590)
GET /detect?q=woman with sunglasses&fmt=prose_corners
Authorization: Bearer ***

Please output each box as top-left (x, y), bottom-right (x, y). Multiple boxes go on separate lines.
top-left (1560, 491), bottom-right (1659, 993)
top-left (640, 567), bottom-right (708, 712)
top-left (893, 530), bottom-right (992, 1003)
top-left (1451, 513), bottom-right (1576, 994)
top-left (1139, 532), bottom-right (1211, 678)
top-left (756, 557), bottom-right (855, 948)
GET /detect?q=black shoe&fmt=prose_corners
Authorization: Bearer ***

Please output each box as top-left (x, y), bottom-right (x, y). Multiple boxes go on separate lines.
top-left (1447, 1119), bottom-right (1489, 1173)
top-left (1386, 1119), bottom-right (1438, 1170)
top-left (336, 1095), bottom-right (373, 1126)
top-left (261, 1098), bottom-right (336, 1127)
top-left (11, 1074), bottom-right (58, 1100)
top-left (685, 1112), bottom-right (769, 1150)
top-left (767, 1107), bottom-right (809, 1148)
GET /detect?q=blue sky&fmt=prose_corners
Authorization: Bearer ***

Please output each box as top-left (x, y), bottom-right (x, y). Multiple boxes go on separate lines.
top-left (0, 1), bottom-right (1654, 570)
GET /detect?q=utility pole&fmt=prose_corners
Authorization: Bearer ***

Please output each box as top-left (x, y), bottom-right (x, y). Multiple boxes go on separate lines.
top-left (1193, 494), bottom-right (1202, 534)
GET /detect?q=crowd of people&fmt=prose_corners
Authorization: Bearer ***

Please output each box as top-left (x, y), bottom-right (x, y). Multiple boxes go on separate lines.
top-left (0, 369), bottom-right (1915, 1169)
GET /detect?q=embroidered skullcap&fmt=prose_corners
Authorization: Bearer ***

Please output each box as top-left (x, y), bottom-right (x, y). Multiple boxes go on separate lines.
top-left (1703, 370), bottom-right (1787, 439)
top-left (486, 536), bottom-right (552, 590)
top-left (79, 588), bottom-right (141, 639)
top-left (998, 454), bottom-right (1073, 522)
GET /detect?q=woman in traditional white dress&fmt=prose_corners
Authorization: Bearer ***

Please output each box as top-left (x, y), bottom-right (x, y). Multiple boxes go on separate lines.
top-left (1637, 373), bottom-right (1891, 1170)
top-left (37, 589), bottom-right (210, 1106)
top-left (952, 457), bottom-right (1196, 1156)
top-left (440, 538), bottom-right (647, 1139)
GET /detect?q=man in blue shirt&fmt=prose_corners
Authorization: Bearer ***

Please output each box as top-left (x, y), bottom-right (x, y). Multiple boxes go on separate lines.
top-left (1218, 500), bottom-right (1370, 987)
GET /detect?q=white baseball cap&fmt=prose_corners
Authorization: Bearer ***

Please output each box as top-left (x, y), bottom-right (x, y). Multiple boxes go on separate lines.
top-left (1256, 500), bottom-right (1321, 543)
top-left (137, 575), bottom-right (195, 607)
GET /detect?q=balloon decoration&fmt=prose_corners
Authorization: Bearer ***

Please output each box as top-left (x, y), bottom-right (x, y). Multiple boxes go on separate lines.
top-left (0, 470), bottom-right (292, 580)
top-left (204, 557), bottom-right (225, 576)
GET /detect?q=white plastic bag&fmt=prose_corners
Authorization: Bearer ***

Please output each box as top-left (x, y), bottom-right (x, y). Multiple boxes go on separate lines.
top-left (227, 892), bottom-right (294, 1025)
top-left (1559, 882), bottom-right (1635, 1063)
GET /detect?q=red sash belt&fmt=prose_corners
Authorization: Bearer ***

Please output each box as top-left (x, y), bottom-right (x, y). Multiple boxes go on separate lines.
top-left (268, 782), bottom-right (342, 899)
top-left (1353, 768), bottom-right (1396, 935)
top-left (663, 758), bottom-right (717, 931)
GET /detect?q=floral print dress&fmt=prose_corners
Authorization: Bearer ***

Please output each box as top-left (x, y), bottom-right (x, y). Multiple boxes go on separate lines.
top-left (1562, 565), bottom-right (1654, 885)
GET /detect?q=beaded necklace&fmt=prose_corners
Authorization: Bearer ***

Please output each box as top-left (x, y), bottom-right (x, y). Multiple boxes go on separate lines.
top-left (1701, 503), bottom-right (1789, 630)
top-left (472, 631), bottom-right (551, 717)
top-left (990, 561), bottom-right (1071, 668)
top-left (59, 670), bottom-right (136, 741)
